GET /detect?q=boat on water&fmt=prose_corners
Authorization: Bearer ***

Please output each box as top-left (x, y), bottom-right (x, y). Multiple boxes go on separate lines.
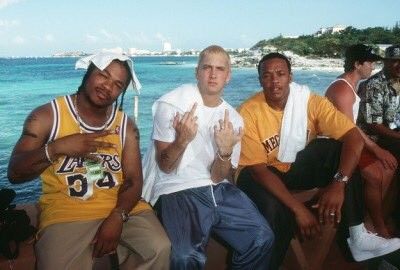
top-left (158, 61), bottom-right (185, 65)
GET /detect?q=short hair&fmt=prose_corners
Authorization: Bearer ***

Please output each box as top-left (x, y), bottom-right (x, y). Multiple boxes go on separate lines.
top-left (343, 44), bottom-right (381, 72)
top-left (197, 45), bottom-right (231, 67)
top-left (257, 53), bottom-right (292, 77)
top-left (77, 60), bottom-right (132, 110)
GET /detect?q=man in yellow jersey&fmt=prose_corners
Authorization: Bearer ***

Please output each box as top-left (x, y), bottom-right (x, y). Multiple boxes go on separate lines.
top-left (7, 52), bottom-right (170, 269)
top-left (236, 52), bottom-right (400, 269)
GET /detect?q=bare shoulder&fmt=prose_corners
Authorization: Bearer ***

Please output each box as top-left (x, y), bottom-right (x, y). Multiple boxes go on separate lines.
top-left (325, 81), bottom-right (354, 102)
top-left (21, 103), bottom-right (54, 142)
top-left (125, 116), bottom-right (140, 142)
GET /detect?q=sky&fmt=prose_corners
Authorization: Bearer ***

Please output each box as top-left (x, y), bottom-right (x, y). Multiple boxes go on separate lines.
top-left (0, 0), bottom-right (399, 57)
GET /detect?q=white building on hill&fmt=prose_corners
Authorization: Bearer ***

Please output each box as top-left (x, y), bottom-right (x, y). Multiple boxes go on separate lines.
top-left (315, 25), bottom-right (347, 36)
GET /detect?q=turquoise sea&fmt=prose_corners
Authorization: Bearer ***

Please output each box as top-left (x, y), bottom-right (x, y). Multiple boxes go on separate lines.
top-left (0, 56), bottom-right (340, 203)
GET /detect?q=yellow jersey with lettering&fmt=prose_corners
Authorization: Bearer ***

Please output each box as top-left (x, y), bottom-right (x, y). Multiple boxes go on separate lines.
top-left (39, 95), bottom-right (150, 230)
top-left (238, 91), bottom-right (355, 172)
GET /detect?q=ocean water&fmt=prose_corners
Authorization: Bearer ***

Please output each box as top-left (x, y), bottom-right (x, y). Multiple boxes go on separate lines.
top-left (0, 56), bottom-right (340, 203)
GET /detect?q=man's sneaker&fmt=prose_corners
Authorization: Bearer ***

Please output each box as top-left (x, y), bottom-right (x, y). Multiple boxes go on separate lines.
top-left (347, 228), bottom-right (400, 261)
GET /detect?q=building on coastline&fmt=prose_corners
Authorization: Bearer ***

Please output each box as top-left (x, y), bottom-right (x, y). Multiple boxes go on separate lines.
top-left (128, 48), bottom-right (153, 56)
top-left (314, 25), bottom-right (347, 36)
top-left (52, 51), bottom-right (88, 57)
top-left (162, 42), bottom-right (172, 52)
top-left (101, 47), bottom-right (124, 54)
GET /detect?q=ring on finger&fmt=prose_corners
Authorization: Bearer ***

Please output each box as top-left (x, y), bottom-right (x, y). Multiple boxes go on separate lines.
top-left (329, 212), bottom-right (335, 216)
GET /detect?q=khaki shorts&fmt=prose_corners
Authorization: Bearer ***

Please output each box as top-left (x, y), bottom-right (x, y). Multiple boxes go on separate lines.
top-left (35, 210), bottom-right (170, 270)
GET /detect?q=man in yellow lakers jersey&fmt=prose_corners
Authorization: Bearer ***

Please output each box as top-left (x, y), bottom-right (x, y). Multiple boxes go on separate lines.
top-left (236, 52), bottom-right (400, 269)
top-left (8, 52), bottom-right (170, 269)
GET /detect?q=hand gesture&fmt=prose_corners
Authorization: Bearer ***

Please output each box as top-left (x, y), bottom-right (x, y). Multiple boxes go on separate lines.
top-left (173, 103), bottom-right (198, 146)
top-left (313, 182), bottom-right (345, 225)
top-left (214, 109), bottom-right (243, 155)
top-left (294, 205), bottom-right (321, 240)
top-left (91, 213), bottom-right (123, 258)
top-left (53, 130), bottom-right (115, 159)
top-left (374, 147), bottom-right (398, 170)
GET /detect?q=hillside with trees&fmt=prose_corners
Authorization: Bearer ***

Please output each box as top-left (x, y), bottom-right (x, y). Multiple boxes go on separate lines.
top-left (252, 23), bottom-right (400, 58)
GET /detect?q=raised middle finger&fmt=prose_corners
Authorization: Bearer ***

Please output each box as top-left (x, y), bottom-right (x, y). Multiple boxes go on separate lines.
top-left (223, 109), bottom-right (230, 128)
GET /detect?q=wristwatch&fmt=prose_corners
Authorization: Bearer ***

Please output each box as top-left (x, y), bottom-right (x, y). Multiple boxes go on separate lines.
top-left (120, 209), bottom-right (129, 222)
top-left (332, 172), bottom-right (349, 184)
top-left (113, 208), bottom-right (129, 222)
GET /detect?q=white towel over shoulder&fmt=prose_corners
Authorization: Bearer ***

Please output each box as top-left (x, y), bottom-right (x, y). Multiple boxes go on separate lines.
top-left (142, 84), bottom-right (204, 203)
top-left (278, 82), bottom-right (310, 163)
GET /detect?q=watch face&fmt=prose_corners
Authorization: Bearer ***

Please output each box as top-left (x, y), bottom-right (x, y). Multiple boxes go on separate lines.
top-left (122, 211), bottom-right (129, 222)
top-left (333, 172), bottom-right (348, 183)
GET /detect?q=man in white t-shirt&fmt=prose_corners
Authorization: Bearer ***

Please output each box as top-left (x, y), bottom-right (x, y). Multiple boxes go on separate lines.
top-left (142, 45), bottom-right (274, 270)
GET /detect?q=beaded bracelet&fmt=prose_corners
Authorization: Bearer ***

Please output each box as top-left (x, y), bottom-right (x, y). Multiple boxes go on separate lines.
top-left (44, 143), bottom-right (55, 164)
top-left (217, 151), bottom-right (232, 162)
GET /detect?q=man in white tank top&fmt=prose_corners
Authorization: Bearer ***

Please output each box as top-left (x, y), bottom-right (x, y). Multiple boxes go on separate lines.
top-left (326, 44), bottom-right (398, 238)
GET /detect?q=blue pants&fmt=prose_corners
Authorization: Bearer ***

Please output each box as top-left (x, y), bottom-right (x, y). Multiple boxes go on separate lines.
top-left (155, 182), bottom-right (274, 270)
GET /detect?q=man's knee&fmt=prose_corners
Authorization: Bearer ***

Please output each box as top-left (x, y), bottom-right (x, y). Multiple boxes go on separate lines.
top-left (171, 247), bottom-right (206, 269)
top-left (257, 225), bottom-right (275, 252)
top-left (154, 233), bottom-right (171, 257)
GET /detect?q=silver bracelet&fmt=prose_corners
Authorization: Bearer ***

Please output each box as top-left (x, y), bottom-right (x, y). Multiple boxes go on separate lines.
top-left (44, 143), bottom-right (54, 164)
top-left (216, 151), bottom-right (232, 161)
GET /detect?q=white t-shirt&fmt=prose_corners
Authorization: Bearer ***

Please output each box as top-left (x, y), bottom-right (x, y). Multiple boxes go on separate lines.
top-left (151, 100), bottom-right (243, 201)
top-left (329, 78), bottom-right (361, 123)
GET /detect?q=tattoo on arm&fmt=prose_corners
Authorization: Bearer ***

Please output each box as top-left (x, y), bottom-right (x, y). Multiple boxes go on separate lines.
top-left (22, 113), bottom-right (39, 138)
top-left (132, 124), bottom-right (140, 141)
top-left (22, 129), bottom-right (38, 138)
top-left (160, 147), bottom-right (184, 171)
top-left (160, 152), bottom-right (171, 163)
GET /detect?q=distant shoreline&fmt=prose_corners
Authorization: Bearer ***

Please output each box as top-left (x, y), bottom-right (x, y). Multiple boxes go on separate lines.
top-left (231, 52), bottom-right (344, 72)
top-left (0, 53), bottom-right (346, 72)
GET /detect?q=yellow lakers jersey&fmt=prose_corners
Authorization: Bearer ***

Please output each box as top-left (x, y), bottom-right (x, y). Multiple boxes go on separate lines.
top-left (39, 95), bottom-right (150, 230)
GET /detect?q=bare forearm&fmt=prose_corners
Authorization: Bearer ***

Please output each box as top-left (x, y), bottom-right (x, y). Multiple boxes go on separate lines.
top-left (367, 123), bottom-right (400, 140)
top-left (358, 127), bottom-right (383, 154)
top-left (115, 177), bottom-right (142, 212)
top-left (157, 140), bottom-right (188, 173)
top-left (8, 146), bottom-right (51, 183)
top-left (210, 154), bottom-right (233, 183)
top-left (338, 128), bottom-right (364, 177)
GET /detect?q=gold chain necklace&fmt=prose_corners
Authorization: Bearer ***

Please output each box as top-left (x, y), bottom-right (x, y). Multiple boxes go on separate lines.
top-left (74, 95), bottom-right (112, 133)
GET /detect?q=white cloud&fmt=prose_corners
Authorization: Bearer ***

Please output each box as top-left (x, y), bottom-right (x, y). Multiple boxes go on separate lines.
top-left (132, 32), bottom-right (151, 46)
top-left (0, 19), bottom-right (19, 28)
top-left (0, 0), bottom-right (21, 9)
top-left (85, 34), bottom-right (98, 43)
top-left (239, 34), bottom-right (253, 46)
top-left (123, 31), bottom-right (133, 42)
top-left (13, 35), bottom-right (24, 44)
top-left (155, 32), bottom-right (165, 42)
top-left (44, 34), bottom-right (54, 42)
top-left (100, 29), bottom-right (121, 43)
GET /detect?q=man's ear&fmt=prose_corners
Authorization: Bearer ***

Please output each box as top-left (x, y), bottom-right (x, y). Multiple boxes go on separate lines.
top-left (354, 61), bottom-right (361, 70)
top-left (226, 70), bottom-right (231, 84)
